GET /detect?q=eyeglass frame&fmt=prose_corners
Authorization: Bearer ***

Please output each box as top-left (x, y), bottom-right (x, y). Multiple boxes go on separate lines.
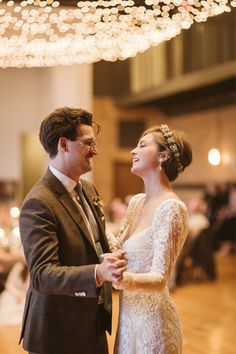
top-left (76, 138), bottom-right (97, 148)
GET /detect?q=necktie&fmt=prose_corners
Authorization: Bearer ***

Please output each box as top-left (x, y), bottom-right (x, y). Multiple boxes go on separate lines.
top-left (74, 184), bottom-right (99, 243)
top-left (74, 183), bottom-right (90, 219)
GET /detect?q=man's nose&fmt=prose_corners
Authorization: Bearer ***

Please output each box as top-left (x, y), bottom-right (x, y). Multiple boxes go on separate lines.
top-left (91, 146), bottom-right (98, 155)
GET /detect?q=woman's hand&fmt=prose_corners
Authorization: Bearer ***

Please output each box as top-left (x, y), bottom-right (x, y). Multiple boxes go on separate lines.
top-left (96, 249), bottom-right (127, 284)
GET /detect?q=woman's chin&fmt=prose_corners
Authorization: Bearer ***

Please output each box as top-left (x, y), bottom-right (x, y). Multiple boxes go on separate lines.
top-left (131, 165), bottom-right (140, 176)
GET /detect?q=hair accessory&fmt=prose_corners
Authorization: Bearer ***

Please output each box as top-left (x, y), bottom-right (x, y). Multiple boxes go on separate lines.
top-left (159, 124), bottom-right (184, 173)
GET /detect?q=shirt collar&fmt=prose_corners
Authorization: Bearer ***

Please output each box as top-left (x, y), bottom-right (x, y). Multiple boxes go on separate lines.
top-left (49, 165), bottom-right (78, 194)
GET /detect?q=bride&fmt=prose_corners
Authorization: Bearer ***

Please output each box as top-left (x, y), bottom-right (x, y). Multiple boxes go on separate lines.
top-left (106, 124), bottom-right (192, 354)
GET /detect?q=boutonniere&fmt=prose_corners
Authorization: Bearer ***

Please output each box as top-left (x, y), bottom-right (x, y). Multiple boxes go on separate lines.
top-left (93, 196), bottom-right (105, 219)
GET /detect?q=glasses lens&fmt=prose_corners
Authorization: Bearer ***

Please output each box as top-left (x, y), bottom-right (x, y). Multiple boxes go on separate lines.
top-left (77, 138), bottom-right (97, 147)
top-left (88, 140), bottom-right (97, 147)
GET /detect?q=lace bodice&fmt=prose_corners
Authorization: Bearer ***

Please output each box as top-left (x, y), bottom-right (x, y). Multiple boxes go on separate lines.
top-left (108, 194), bottom-right (188, 292)
top-left (107, 194), bottom-right (188, 354)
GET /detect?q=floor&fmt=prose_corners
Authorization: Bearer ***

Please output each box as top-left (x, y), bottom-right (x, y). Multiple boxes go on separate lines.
top-left (0, 253), bottom-right (235, 354)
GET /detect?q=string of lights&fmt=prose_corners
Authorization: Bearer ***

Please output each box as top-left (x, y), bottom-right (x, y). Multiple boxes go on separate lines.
top-left (0, 0), bottom-right (234, 67)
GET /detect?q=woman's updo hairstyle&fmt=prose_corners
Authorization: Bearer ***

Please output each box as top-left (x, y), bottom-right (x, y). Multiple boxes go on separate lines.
top-left (142, 125), bottom-right (192, 182)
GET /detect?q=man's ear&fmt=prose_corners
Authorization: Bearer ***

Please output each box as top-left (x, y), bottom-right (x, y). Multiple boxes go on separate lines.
top-left (58, 137), bottom-right (69, 152)
top-left (159, 150), bottom-right (171, 163)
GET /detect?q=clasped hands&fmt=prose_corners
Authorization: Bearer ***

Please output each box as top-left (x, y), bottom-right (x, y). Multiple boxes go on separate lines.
top-left (96, 249), bottom-right (127, 286)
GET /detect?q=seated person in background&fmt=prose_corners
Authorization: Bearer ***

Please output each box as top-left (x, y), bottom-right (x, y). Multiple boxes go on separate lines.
top-left (0, 249), bottom-right (24, 293)
top-left (0, 251), bottom-right (23, 274)
top-left (175, 197), bottom-right (216, 284)
top-left (0, 252), bottom-right (28, 326)
top-left (106, 197), bottom-right (128, 236)
top-left (188, 198), bottom-right (210, 240)
top-left (214, 185), bottom-right (236, 254)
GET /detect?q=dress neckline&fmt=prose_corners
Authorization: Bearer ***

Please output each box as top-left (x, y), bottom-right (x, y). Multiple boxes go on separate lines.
top-left (122, 197), bottom-right (186, 244)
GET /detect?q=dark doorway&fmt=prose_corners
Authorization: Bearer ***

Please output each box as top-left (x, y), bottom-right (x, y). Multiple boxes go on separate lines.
top-left (114, 161), bottom-right (144, 200)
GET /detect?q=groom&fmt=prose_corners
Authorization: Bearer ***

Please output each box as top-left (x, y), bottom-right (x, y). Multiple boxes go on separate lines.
top-left (19, 107), bottom-right (126, 354)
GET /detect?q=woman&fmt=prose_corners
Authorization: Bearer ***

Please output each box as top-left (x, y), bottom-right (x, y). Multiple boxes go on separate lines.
top-left (107, 124), bottom-right (192, 354)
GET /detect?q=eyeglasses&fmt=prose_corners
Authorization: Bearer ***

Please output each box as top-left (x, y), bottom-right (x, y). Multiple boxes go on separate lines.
top-left (77, 138), bottom-right (97, 148)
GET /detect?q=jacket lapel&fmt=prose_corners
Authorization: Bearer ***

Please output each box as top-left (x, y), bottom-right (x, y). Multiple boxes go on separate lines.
top-left (44, 169), bottom-right (96, 250)
top-left (81, 181), bottom-right (110, 252)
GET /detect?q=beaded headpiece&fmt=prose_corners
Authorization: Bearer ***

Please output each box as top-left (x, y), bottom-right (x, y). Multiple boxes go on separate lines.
top-left (159, 124), bottom-right (184, 173)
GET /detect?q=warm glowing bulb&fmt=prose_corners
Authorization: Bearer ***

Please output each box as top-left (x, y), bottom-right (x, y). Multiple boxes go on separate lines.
top-left (0, 228), bottom-right (8, 247)
top-left (0, 228), bottom-right (5, 238)
top-left (12, 226), bottom-right (20, 238)
top-left (10, 206), bottom-right (20, 218)
top-left (208, 148), bottom-right (221, 166)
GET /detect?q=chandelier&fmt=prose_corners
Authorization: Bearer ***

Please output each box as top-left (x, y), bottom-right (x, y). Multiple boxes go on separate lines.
top-left (0, 0), bottom-right (234, 68)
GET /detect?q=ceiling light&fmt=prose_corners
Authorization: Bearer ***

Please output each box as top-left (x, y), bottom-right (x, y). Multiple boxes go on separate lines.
top-left (0, 0), bottom-right (234, 67)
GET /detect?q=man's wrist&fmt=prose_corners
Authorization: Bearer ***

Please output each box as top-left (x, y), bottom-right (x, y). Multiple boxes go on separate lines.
top-left (95, 264), bottom-right (103, 287)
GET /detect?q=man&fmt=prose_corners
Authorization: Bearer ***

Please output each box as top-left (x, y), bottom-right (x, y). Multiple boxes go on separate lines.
top-left (19, 107), bottom-right (126, 354)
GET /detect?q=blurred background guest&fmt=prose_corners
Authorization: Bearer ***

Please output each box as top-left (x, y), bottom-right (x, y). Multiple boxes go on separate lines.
top-left (0, 254), bottom-right (28, 327)
top-left (106, 197), bottom-right (127, 235)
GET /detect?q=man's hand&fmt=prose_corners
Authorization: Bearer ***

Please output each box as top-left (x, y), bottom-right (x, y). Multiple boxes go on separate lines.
top-left (96, 249), bottom-right (127, 285)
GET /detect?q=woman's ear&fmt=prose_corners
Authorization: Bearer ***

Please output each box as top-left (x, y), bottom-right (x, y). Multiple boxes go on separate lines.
top-left (159, 150), bottom-right (171, 163)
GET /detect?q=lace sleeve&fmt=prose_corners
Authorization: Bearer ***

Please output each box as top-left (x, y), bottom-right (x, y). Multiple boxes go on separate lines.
top-left (106, 229), bottom-right (121, 251)
top-left (115, 200), bottom-right (188, 292)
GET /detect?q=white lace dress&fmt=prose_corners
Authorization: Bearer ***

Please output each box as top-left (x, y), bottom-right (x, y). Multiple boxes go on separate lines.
top-left (108, 194), bottom-right (188, 354)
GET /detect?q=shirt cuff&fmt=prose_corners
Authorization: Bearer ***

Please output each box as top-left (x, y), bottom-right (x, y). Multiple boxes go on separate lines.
top-left (95, 264), bottom-right (103, 287)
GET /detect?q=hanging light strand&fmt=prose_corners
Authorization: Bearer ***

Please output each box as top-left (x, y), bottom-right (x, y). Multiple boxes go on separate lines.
top-left (0, 0), bottom-right (234, 67)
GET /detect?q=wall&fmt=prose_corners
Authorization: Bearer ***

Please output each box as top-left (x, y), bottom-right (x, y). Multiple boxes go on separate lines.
top-left (165, 106), bottom-right (236, 185)
top-left (0, 68), bottom-right (43, 181)
top-left (93, 97), bottom-right (236, 205)
top-left (0, 65), bottom-right (93, 193)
